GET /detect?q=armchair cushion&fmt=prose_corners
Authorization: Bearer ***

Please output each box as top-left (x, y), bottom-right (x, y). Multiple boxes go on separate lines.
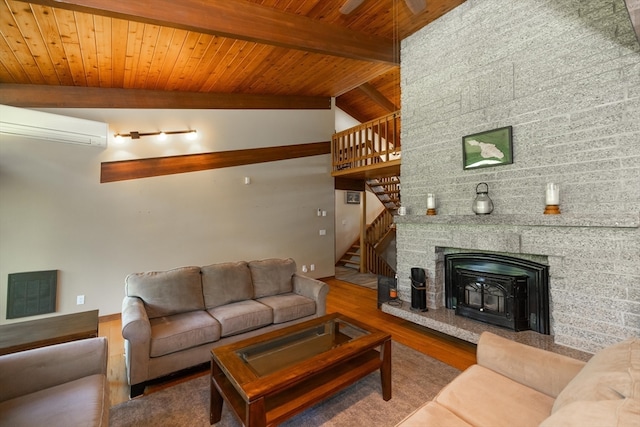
top-left (249, 258), bottom-right (296, 298)
top-left (541, 398), bottom-right (640, 427)
top-left (552, 337), bottom-right (640, 413)
top-left (434, 364), bottom-right (555, 427)
top-left (0, 337), bottom-right (109, 427)
top-left (125, 266), bottom-right (204, 319)
top-left (0, 374), bottom-right (107, 427)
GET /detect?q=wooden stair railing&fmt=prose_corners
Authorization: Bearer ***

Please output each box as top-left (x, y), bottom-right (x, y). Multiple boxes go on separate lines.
top-left (332, 111), bottom-right (401, 172)
top-left (365, 209), bottom-right (396, 277)
top-left (337, 209), bottom-right (396, 278)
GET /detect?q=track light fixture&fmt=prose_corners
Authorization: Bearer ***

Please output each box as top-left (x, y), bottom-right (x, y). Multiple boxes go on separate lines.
top-left (114, 129), bottom-right (197, 141)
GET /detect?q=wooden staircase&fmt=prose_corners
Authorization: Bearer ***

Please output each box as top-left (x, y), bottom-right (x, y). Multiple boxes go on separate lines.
top-left (337, 207), bottom-right (396, 278)
top-left (332, 111), bottom-right (401, 278)
top-left (367, 176), bottom-right (401, 212)
top-left (336, 237), bottom-right (362, 270)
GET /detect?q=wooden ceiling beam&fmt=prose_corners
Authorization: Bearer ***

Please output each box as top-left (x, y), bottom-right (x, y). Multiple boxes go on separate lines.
top-left (20, 0), bottom-right (397, 65)
top-left (101, 141), bottom-right (331, 183)
top-left (357, 83), bottom-right (398, 113)
top-left (0, 84), bottom-right (331, 109)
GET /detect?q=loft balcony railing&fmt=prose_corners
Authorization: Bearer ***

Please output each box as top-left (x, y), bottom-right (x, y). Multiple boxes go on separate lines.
top-left (331, 111), bottom-right (401, 173)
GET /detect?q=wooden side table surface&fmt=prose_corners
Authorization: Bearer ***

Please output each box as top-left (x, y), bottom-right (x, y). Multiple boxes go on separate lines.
top-left (0, 309), bottom-right (99, 355)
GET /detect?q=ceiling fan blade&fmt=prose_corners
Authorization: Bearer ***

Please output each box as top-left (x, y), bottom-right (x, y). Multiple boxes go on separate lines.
top-left (404, 0), bottom-right (426, 14)
top-left (340, 0), bottom-right (366, 15)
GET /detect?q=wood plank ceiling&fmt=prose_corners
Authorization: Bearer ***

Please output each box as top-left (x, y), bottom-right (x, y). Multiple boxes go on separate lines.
top-left (0, 0), bottom-right (465, 122)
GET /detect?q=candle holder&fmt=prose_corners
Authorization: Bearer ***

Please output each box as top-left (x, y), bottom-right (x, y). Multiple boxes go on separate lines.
top-left (544, 183), bottom-right (561, 215)
top-left (544, 205), bottom-right (561, 214)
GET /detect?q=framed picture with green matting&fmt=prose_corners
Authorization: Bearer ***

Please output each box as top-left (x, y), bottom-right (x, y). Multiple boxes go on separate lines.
top-left (462, 126), bottom-right (513, 170)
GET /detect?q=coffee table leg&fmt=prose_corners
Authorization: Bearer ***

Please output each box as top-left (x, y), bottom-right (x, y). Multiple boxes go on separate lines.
top-left (246, 397), bottom-right (267, 427)
top-left (380, 338), bottom-right (392, 401)
top-left (210, 362), bottom-right (224, 424)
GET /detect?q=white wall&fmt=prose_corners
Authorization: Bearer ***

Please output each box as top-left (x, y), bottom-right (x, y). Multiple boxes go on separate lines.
top-left (0, 108), bottom-right (335, 322)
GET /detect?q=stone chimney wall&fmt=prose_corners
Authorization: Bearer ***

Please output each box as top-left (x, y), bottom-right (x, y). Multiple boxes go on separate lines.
top-left (397, 0), bottom-right (640, 354)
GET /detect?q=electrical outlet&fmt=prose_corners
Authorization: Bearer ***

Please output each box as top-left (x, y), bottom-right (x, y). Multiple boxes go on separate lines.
top-left (76, 295), bottom-right (85, 305)
top-left (310, 264), bottom-right (315, 271)
top-left (302, 265), bottom-right (308, 273)
top-left (319, 229), bottom-right (326, 236)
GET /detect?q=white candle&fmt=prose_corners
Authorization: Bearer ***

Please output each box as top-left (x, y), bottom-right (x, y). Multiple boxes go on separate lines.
top-left (546, 183), bottom-right (559, 205)
top-left (427, 193), bottom-right (436, 209)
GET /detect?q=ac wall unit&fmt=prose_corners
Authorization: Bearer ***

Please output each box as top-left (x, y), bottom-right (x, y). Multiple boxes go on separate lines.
top-left (0, 104), bottom-right (108, 147)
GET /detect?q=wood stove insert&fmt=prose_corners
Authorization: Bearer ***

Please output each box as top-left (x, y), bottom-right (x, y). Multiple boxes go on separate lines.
top-left (445, 253), bottom-right (550, 334)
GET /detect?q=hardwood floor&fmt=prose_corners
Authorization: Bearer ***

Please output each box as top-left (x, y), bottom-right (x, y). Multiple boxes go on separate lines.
top-left (99, 277), bottom-right (476, 407)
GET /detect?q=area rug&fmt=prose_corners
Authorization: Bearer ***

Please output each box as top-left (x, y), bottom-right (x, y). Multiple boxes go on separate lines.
top-left (335, 266), bottom-right (378, 289)
top-left (110, 341), bottom-right (460, 427)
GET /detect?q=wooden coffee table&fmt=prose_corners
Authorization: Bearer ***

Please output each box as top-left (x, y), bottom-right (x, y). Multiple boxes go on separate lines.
top-left (209, 312), bottom-right (391, 427)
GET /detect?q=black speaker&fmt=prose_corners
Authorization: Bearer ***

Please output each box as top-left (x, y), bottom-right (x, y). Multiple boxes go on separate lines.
top-left (377, 275), bottom-right (393, 308)
top-left (410, 267), bottom-right (427, 312)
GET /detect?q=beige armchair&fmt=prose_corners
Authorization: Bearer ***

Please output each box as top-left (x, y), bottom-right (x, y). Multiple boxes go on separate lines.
top-left (0, 337), bottom-right (109, 427)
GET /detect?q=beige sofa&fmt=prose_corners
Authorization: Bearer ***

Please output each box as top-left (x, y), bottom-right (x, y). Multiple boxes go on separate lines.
top-left (122, 258), bottom-right (329, 397)
top-left (0, 337), bottom-right (109, 427)
top-left (397, 332), bottom-right (639, 426)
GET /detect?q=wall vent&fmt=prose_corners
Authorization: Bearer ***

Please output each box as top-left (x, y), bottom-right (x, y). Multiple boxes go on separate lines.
top-left (7, 270), bottom-right (58, 319)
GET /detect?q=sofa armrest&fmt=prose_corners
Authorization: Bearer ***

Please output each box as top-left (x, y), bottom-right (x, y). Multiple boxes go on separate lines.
top-left (121, 296), bottom-right (151, 386)
top-left (477, 332), bottom-right (586, 398)
top-left (0, 336), bottom-right (108, 402)
top-left (292, 274), bottom-right (329, 316)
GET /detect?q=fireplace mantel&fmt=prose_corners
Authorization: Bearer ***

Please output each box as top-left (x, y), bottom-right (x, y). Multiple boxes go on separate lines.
top-left (394, 213), bottom-right (639, 228)
top-left (392, 210), bottom-right (639, 354)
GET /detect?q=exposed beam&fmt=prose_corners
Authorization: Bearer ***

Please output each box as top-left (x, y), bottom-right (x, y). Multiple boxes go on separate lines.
top-left (357, 83), bottom-right (398, 113)
top-left (335, 97), bottom-right (370, 123)
top-left (335, 178), bottom-right (365, 192)
top-left (21, 0), bottom-right (397, 65)
top-left (101, 141), bottom-right (331, 183)
top-left (0, 84), bottom-right (331, 109)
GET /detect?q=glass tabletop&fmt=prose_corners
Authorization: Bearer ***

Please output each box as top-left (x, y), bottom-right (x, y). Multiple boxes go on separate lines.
top-left (235, 317), bottom-right (370, 377)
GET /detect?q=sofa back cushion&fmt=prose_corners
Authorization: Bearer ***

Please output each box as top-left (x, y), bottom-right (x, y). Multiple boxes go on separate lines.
top-left (249, 258), bottom-right (296, 298)
top-left (125, 266), bottom-right (204, 319)
top-left (202, 261), bottom-right (253, 309)
top-left (552, 337), bottom-right (640, 413)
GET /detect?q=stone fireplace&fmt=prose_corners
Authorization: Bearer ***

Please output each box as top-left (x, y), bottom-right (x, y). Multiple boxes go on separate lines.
top-left (383, 214), bottom-right (639, 355)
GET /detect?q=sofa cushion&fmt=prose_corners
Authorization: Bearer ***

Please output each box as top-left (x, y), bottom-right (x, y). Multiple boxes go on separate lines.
top-left (149, 311), bottom-right (221, 358)
top-left (540, 398), bottom-right (640, 427)
top-left (201, 261), bottom-right (253, 309)
top-left (434, 365), bottom-right (555, 427)
top-left (208, 300), bottom-right (273, 337)
top-left (125, 266), bottom-right (204, 319)
top-left (0, 374), bottom-right (108, 427)
top-left (553, 337), bottom-right (640, 413)
top-left (249, 258), bottom-right (296, 298)
top-left (257, 293), bottom-right (316, 324)
top-left (396, 401), bottom-right (473, 427)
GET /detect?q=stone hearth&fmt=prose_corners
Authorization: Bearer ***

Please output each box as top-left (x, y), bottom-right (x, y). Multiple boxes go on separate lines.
top-left (389, 213), bottom-right (639, 354)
